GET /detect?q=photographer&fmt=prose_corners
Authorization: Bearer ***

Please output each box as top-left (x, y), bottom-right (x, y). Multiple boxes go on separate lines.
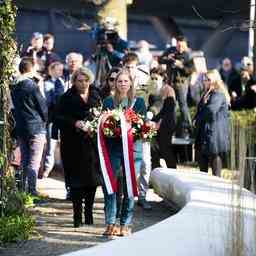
top-left (93, 17), bottom-right (128, 85)
top-left (159, 36), bottom-right (194, 138)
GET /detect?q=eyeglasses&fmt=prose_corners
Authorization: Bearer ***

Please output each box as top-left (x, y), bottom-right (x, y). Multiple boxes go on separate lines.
top-left (126, 65), bottom-right (136, 69)
top-left (108, 77), bottom-right (116, 82)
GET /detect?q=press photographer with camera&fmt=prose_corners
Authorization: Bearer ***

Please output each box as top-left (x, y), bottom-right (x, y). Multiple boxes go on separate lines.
top-left (95, 17), bottom-right (128, 66)
top-left (93, 17), bottom-right (128, 87)
top-left (160, 36), bottom-right (194, 139)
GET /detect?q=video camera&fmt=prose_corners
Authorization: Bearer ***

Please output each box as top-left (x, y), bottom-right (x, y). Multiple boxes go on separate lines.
top-left (95, 16), bottom-right (119, 52)
top-left (96, 28), bottom-right (118, 46)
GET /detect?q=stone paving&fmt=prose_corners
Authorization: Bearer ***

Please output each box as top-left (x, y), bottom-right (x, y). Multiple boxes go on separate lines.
top-left (0, 176), bottom-right (175, 256)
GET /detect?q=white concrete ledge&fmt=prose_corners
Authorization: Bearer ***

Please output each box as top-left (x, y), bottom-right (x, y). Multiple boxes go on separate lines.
top-left (62, 168), bottom-right (256, 256)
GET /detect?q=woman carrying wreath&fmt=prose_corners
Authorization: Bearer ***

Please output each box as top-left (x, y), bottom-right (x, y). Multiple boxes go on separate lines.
top-left (101, 69), bottom-right (146, 236)
top-left (55, 67), bottom-right (102, 228)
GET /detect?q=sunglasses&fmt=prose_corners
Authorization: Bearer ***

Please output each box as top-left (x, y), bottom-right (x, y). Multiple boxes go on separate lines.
top-left (108, 77), bottom-right (116, 82)
top-left (203, 77), bottom-right (211, 82)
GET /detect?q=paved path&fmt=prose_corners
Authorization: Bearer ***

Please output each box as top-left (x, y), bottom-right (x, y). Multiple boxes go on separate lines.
top-left (0, 177), bottom-right (175, 256)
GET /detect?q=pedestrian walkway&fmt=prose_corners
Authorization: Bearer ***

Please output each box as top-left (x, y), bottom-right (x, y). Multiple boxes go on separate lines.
top-left (1, 176), bottom-right (175, 256)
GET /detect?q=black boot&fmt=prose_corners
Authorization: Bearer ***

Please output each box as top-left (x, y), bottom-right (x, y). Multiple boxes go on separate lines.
top-left (74, 216), bottom-right (83, 228)
top-left (73, 200), bottom-right (83, 228)
top-left (84, 187), bottom-right (96, 225)
top-left (84, 211), bottom-right (93, 225)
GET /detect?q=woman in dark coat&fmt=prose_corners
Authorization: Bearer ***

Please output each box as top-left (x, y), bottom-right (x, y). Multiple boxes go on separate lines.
top-left (151, 84), bottom-right (177, 169)
top-left (194, 69), bottom-right (230, 177)
top-left (55, 67), bottom-right (101, 227)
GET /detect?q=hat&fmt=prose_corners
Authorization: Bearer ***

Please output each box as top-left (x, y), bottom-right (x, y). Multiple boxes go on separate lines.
top-left (32, 32), bottom-right (43, 40)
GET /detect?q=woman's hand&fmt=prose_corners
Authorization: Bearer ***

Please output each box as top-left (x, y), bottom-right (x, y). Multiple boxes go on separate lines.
top-left (160, 85), bottom-right (176, 100)
top-left (153, 120), bottom-right (162, 130)
top-left (75, 120), bottom-right (89, 133)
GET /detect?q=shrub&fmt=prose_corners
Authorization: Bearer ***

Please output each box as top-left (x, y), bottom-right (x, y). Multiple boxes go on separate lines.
top-left (0, 214), bottom-right (35, 244)
top-left (3, 191), bottom-right (34, 216)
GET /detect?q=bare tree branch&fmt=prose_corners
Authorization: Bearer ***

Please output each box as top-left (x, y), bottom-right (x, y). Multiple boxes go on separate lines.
top-left (191, 5), bottom-right (211, 26)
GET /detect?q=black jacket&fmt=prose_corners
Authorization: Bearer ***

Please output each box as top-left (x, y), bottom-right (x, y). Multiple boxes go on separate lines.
top-left (55, 86), bottom-right (102, 188)
top-left (11, 77), bottom-right (48, 138)
top-left (219, 68), bottom-right (241, 96)
top-left (231, 78), bottom-right (256, 110)
top-left (159, 47), bottom-right (193, 85)
top-left (152, 97), bottom-right (176, 140)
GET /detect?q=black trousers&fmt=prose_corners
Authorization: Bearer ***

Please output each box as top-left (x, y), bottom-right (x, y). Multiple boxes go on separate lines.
top-left (151, 135), bottom-right (177, 169)
top-left (70, 186), bottom-right (97, 224)
top-left (198, 151), bottom-right (222, 177)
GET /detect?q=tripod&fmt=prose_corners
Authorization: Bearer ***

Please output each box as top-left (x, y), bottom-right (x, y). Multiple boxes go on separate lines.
top-left (94, 50), bottom-right (112, 88)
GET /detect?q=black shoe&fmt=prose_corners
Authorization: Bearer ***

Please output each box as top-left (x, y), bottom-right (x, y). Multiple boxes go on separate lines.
top-left (84, 214), bottom-right (93, 225)
top-left (74, 219), bottom-right (83, 228)
top-left (137, 199), bottom-right (152, 210)
top-left (73, 216), bottom-right (83, 228)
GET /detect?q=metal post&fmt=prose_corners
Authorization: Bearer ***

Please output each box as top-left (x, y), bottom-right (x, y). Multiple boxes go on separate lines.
top-left (249, 0), bottom-right (255, 58)
top-left (249, 0), bottom-right (256, 76)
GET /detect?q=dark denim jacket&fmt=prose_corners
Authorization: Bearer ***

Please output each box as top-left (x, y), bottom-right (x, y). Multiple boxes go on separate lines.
top-left (11, 76), bottom-right (48, 138)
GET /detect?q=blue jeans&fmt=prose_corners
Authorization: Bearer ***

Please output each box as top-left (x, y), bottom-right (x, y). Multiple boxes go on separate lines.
top-left (103, 141), bottom-right (142, 225)
top-left (19, 133), bottom-right (46, 195)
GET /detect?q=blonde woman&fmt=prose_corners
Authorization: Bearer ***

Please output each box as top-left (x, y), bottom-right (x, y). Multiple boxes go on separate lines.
top-left (55, 67), bottom-right (102, 227)
top-left (102, 69), bottom-right (146, 236)
top-left (194, 69), bottom-right (230, 177)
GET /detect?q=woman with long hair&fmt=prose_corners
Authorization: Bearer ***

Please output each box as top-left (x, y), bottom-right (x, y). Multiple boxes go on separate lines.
top-left (100, 67), bottom-right (122, 99)
top-left (194, 69), bottom-right (230, 177)
top-left (101, 69), bottom-right (146, 236)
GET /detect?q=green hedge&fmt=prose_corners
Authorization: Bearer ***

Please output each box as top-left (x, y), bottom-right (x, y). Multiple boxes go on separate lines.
top-left (230, 109), bottom-right (256, 127)
top-left (186, 107), bottom-right (256, 128)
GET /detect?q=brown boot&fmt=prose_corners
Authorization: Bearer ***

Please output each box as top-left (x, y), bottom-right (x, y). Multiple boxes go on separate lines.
top-left (119, 225), bottom-right (131, 236)
top-left (103, 224), bottom-right (115, 237)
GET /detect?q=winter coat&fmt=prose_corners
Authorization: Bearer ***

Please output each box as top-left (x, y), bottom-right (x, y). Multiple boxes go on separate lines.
top-left (194, 90), bottom-right (230, 156)
top-left (152, 96), bottom-right (176, 141)
top-left (55, 86), bottom-right (102, 188)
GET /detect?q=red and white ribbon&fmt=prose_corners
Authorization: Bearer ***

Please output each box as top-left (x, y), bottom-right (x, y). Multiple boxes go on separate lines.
top-left (120, 113), bottom-right (138, 198)
top-left (97, 113), bottom-right (117, 195)
top-left (97, 112), bottom-right (138, 198)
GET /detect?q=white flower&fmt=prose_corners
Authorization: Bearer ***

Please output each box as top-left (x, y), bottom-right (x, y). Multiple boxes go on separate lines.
top-left (147, 111), bottom-right (154, 120)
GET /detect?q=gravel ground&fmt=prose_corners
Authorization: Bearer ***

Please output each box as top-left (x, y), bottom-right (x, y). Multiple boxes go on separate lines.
top-left (0, 177), bottom-right (176, 256)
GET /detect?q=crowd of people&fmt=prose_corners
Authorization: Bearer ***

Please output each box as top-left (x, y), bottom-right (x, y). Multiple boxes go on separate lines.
top-left (9, 18), bottom-right (256, 237)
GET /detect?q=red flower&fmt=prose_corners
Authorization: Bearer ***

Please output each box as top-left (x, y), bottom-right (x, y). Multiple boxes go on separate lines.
top-left (103, 117), bottom-right (116, 129)
top-left (114, 127), bottom-right (121, 137)
top-left (141, 123), bottom-right (151, 133)
top-left (124, 108), bottom-right (140, 123)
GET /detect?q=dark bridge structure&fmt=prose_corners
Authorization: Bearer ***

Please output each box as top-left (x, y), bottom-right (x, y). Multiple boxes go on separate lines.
top-left (14, 0), bottom-right (251, 66)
